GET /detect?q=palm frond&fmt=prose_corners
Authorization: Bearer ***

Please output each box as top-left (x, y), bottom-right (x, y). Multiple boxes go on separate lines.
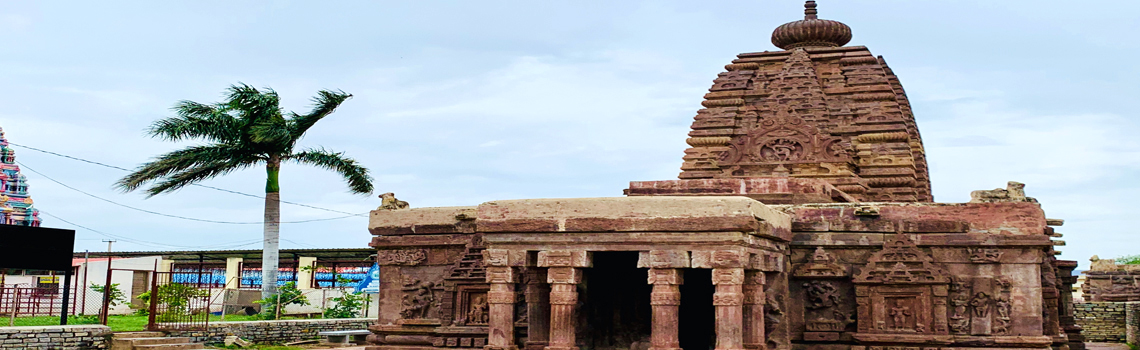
top-left (286, 148), bottom-right (373, 194)
top-left (116, 144), bottom-right (263, 193)
top-left (250, 117), bottom-right (291, 147)
top-left (225, 83), bottom-right (283, 126)
top-left (143, 160), bottom-right (256, 196)
top-left (288, 90), bottom-right (352, 139)
top-left (149, 101), bottom-right (241, 142)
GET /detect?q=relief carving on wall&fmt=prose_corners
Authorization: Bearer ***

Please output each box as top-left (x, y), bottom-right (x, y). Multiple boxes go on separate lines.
top-left (401, 278), bottom-right (441, 320)
top-left (946, 276), bottom-right (1011, 335)
top-left (466, 294), bottom-right (489, 325)
top-left (717, 111), bottom-right (849, 171)
top-left (994, 277), bottom-right (1013, 335)
top-left (378, 249), bottom-right (427, 266)
top-left (804, 281), bottom-right (842, 310)
top-left (764, 294), bottom-right (784, 346)
top-left (948, 277), bottom-right (972, 334)
top-left (967, 248), bottom-right (1003, 264)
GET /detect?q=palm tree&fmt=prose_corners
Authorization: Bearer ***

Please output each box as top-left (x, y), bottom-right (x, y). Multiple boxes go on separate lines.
top-left (116, 84), bottom-right (373, 299)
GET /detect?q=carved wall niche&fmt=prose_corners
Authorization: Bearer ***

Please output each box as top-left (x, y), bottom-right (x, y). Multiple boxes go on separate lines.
top-left (454, 285), bottom-right (490, 326)
top-left (792, 247), bottom-right (852, 341)
top-left (792, 247), bottom-right (847, 278)
top-left (853, 233), bottom-right (950, 341)
top-left (947, 276), bottom-right (1011, 336)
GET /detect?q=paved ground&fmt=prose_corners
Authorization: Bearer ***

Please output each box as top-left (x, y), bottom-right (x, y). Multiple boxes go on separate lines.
top-left (1085, 343), bottom-right (1130, 350)
top-left (321, 346), bottom-right (1134, 350)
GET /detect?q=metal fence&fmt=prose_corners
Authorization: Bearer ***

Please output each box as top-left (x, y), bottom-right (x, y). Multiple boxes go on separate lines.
top-left (238, 262), bottom-right (298, 289)
top-left (171, 263), bottom-right (226, 289)
top-left (311, 260), bottom-right (371, 289)
top-left (146, 271), bottom-right (212, 331)
top-left (0, 280), bottom-right (107, 327)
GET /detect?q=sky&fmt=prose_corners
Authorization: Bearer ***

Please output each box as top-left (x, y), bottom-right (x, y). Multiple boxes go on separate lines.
top-left (1, 1), bottom-right (1137, 269)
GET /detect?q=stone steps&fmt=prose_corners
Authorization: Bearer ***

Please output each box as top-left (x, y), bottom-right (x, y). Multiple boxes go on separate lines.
top-left (111, 332), bottom-right (204, 350)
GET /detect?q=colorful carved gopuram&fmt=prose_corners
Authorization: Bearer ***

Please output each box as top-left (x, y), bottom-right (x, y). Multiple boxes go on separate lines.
top-left (0, 127), bottom-right (41, 227)
top-left (365, 3), bottom-right (1081, 350)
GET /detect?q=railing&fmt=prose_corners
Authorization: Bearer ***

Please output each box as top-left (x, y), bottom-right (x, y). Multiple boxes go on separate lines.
top-left (171, 263), bottom-right (227, 289)
top-left (0, 286), bottom-right (80, 326)
top-left (311, 260), bottom-right (372, 289)
top-left (146, 271), bottom-right (212, 331)
top-left (238, 262), bottom-right (298, 289)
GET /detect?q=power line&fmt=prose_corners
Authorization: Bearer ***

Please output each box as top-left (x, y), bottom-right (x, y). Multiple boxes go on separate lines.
top-left (17, 160), bottom-right (366, 224)
top-left (37, 210), bottom-right (264, 250)
top-left (8, 142), bottom-right (366, 217)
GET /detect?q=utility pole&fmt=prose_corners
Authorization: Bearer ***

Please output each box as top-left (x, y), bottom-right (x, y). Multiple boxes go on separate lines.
top-left (99, 240), bottom-right (115, 325)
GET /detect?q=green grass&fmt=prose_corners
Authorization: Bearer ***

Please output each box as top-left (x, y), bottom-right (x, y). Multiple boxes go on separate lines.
top-left (8, 314), bottom-right (318, 332)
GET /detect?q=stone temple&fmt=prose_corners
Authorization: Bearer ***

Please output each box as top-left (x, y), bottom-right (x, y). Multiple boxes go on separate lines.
top-left (365, 3), bottom-right (1082, 350)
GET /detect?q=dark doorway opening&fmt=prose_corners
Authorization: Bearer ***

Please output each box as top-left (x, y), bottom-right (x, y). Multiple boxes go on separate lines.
top-left (679, 268), bottom-right (714, 350)
top-left (582, 252), bottom-right (651, 350)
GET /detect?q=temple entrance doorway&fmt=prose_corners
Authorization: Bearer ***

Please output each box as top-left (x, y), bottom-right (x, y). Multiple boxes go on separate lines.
top-left (582, 251), bottom-right (651, 350)
top-left (679, 268), bottom-right (714, 350)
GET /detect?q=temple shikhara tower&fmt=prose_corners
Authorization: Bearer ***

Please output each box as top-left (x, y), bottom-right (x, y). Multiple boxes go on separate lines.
top-left (0, 127), bottom-right (41, 227)
top-left (365, 3), bottom-right (1082, 350)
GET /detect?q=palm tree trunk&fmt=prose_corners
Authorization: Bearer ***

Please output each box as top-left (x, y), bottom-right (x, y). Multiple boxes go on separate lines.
top-left (261, 160), bottom-right (281, 300)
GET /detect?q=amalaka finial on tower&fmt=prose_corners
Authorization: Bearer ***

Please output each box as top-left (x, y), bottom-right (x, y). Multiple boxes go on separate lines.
top-left (771, 0), bottom-right (852, 50)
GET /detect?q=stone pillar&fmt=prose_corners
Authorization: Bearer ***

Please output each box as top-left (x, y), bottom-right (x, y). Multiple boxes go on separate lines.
top-left (525, 268), bottom-right (550, 350)
top-left (713, 268), bottom-right (746, 350)
top-left (742, 271), bottom-right (766, 350)
top-left (484, 249), bottom-right (527, 350)
top-left (638, 250), bottom-right (690, 350)
top-left (648, 268), bottom-right (683, 350)
top-left (295, 257), bottom-right (317, 289)
top-left (538, 250), bottom-right (591, 350)
top-left (224, 257), bottom-right (243, 290)
top-left (486, 266), bottom-right (519, 350)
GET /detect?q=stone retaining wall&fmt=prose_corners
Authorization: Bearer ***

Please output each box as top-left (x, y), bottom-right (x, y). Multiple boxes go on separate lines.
top-left (1074, 302), bottom-right (1127, 342)
top-left (0, 325), bottom-right (112, 349)
top-left (165, 318), bottom-right (372, 345)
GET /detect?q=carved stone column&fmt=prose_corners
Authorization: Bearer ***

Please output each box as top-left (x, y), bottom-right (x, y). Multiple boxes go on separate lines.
top-left (486, 266), bottom-right (518, 350)
top-left (485, 249), bottom-right (526, 350)
top-left (743, 271), bottom-right (766, 350)
top-left (648, 268), bottom-right (683, 350)
top-left (713, 267), bottom-right (746, 350)
top-left (525, 268), bottom-right (550, 350)
top-left (539, 251), bottom-right (591, 350)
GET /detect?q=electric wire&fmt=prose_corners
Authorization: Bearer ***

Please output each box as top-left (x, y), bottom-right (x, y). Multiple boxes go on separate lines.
top-left (37, 210), bottom-right (264, 250)
top-left (8, 142), bottom-right (366, 217)
top-left (16, 160), bottom-right (367, 224)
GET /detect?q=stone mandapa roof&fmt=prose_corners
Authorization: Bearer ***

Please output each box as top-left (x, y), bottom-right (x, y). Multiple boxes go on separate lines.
top-left (679, 1), bottom-right (931, 203)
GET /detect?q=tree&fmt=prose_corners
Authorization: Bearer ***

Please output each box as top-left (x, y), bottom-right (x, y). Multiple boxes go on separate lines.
top-left (116, 84), bottom-right (373, 299)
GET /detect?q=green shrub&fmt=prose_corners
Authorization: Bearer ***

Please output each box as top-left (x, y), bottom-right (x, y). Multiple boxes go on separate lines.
top-left (136, 283), bottom-right (209, 322)
top-left (323, 291), bottom-right (366, 318)
top-left (254, 282), bottom-right (309, 320)
top-left (89, 283), bottom-right (127, 307)
top-left (1117, 254), bottom-right (1140, 265)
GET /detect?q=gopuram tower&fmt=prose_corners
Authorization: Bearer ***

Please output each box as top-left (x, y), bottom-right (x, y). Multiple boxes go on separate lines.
top-left (366, 3), bottom-right (1082, 350)
top-left (0, 127), bottom-right (41, 227)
